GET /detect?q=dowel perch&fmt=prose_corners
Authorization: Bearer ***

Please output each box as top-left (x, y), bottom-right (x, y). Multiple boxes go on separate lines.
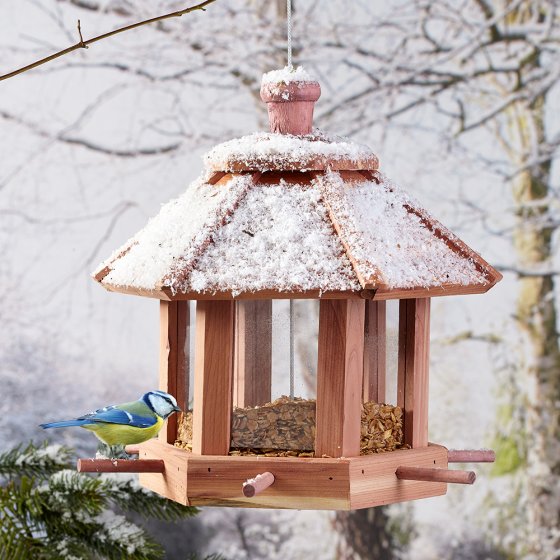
top-left (396, 466), bottom-right (476, 485)
top-left (448, 449), bottom-right (495, 463)
top-left (77, 459), bottom-right (165, 473)
top-left (242, 472), bottom-right (275, 497)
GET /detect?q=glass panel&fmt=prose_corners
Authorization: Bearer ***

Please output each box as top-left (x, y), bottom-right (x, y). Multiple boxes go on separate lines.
top-left (271, 300), bottom-right (318, 399)
top-left (385, 299), bottom-right (399, 406)
top-left (230, 299), bottom-right (318, 456)
top-left (188, 300), bottom-right (195, 406)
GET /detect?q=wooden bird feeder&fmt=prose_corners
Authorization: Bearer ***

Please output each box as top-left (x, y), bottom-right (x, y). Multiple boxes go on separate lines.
top-left (92, 69), bottom-right (501, 510)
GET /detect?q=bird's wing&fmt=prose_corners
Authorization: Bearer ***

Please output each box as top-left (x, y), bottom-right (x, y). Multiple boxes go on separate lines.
top-left (78, 401), bottom-right (157, 428)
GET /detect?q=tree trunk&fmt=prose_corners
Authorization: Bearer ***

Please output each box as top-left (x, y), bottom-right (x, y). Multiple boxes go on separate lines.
top-left (510, 95), bottom-right (560, 556)
top-left (333, 508), bottom-right (396, 560)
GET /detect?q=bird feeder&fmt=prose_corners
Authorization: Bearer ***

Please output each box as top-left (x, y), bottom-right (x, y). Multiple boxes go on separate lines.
top-left (92, 69), bottom-right (501, 510)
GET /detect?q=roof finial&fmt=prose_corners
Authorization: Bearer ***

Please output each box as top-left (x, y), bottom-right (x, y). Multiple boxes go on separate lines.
top-left (260, 67), bottom-right (321, 136)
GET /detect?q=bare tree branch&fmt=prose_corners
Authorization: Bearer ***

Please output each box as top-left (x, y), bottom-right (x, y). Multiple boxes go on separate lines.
top-left (0, 109), bottom-right (180, 157)
top-left (0, 0), bottom-right (218, 82)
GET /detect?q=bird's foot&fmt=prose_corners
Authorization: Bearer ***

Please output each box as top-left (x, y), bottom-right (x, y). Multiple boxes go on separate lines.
top-left (96, 443), bottom-right (132, 460)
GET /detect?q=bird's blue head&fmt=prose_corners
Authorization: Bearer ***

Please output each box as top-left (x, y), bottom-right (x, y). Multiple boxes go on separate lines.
top-left (142, 390), bottom-right (181, 419)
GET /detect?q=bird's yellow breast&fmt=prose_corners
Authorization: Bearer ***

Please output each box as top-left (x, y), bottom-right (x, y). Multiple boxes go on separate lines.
top-left (82, 416), bottom-right (164, 446)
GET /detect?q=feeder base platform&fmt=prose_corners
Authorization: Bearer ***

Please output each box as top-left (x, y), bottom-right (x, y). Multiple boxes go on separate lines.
top-left (136, 439), bottom-right (448, 510)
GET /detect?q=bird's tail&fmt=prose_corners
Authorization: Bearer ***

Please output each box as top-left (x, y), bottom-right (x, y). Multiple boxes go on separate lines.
top-left (40, 420), bottom-right (90, 429)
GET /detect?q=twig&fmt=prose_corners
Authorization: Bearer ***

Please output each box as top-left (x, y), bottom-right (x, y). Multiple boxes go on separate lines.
top-left (0, 0), bottom-right (218, 82)
top-left (77, 20), bottom-right (88, 49)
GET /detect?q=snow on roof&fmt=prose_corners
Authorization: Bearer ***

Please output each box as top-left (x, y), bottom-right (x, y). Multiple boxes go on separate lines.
top-left (315, 171), bottom-right (489, 289)
top-left (204, 131), bottom-right (378, 172)
top-left (188, 182), bottom-right (360, 295)
top-left (261, 65), bottom-right (317, 85)
top-left (96, 170), bottom-right (498, 299)
top-left (97, 174), bottom-right (254, 291)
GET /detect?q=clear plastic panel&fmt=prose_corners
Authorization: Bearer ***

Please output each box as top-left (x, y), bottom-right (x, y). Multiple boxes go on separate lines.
top-left (230, 299), bottom-right (318, 455)
top-left (385, 299), bottom-right (400, 406)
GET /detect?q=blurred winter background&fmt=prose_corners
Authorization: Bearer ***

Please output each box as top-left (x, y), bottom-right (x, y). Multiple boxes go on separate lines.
top-left (0, 1), bottom-right (558, 559)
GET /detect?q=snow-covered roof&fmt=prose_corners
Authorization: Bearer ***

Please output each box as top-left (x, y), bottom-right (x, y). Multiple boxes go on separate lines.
top-left (204, 131), bottom-right (379, 173)
top-left (95, 163), bottom-right (500, 300)
top-left (95, 71), bottom-right (500, 301)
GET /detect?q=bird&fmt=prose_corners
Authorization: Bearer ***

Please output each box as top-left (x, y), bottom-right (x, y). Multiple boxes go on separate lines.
top-left (40, 390), bottom-right (181, 453)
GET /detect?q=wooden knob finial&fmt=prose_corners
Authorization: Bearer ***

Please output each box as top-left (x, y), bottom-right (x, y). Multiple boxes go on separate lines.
top-left (260, 70), bottom-right (321, 136)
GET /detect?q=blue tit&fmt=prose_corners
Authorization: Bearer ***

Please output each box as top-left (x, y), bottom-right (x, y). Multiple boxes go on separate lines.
top-left (40, 390), bottom-right (181, 447)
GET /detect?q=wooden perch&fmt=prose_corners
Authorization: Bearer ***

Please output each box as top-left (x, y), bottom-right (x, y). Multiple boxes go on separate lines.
top-left (448, 449), bottom-right (495, 463)
top-left (242, 472), bottom-right (275, 497)
top-left (396, 466), bottom-right (476, 485)
top-left (77, 458), bottom-right (165, 473)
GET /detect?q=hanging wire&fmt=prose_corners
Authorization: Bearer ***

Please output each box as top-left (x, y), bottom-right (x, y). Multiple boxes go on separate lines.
top-left (287, 0), bottom-right (294, 398)
top-left (289, 300), bottom-right (295, 398)
top-left (286, 0), bottom-right (293, 68)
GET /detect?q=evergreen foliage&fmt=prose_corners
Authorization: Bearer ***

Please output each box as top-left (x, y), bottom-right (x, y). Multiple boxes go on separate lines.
top-left (0, 442), bottom-right (199, 560)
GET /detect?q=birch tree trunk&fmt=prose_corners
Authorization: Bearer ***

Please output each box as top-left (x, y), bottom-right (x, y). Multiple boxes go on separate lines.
top-left (510, 96), bottom-right (560, 555)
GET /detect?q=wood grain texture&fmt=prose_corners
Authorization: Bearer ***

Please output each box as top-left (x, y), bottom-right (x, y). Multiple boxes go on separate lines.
top-left (187, 454), bottom-right (350, 510)
top-left (396, 466), bottom-right (475, 485)
top-left (159, 301), bottom-right (190, 444)
top-left (448, 449), bottom-right (496, 463)
top-left (397, 298), bottom-right (431, 448)
top-left (233, 300), bottom-right (272, 407)
top-left (372, 282), bottom-right (497, 300)
top-left (316, 299), bottom-right (365, 458)
top-left (207, 156), bottom-right (379, 173)
top-left (363, 300), bottom-right (386, 403)
top-left (138, 439), bottom-right (190, 505)
top-left (192, 300), bottom-right (235, 455)
top-left (349, 444), bottom-right (448, 509)
top-left (265, 101), bottom-right (318, 136)
top-left (136, 439), bottom-right (449, 510)
top-left (260, 80), bottom-right (321, 137)
top-left (100, 280), bottom-right (496, 302)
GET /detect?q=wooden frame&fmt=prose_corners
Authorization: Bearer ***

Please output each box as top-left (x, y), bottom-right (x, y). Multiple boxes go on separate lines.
top-left (99, 282), bottom-right (498, 302)
top-left (192, 300), bottom-right (235, 455)
top-left (137, 439), bottom-right (448, 510)
top-left (363, 300), bottom-right (386, 403)
top-left (159, 301), bottom-right (190, 444)
top-left (233, 300), bottom-right (272, 407)
top-left (316, 299), bottom-right (365, 458)
top-left (397, 298), bottom-right (431, 448)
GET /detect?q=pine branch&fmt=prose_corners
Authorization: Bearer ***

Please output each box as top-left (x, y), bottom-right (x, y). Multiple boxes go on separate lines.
top-left (0, 477), bottom-right (46, 559)
top-left (0, 442), bottom-right (72, 479)
top-left (0, 0), bottom-right (219, 82)
top-left (0, 443), bottom-right (200, 560)
top-left (97, 474), bottom-right (198, 522)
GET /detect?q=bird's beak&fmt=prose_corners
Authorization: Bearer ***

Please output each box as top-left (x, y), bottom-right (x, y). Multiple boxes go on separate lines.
top-left (173, 406), bottom-right (182, 413)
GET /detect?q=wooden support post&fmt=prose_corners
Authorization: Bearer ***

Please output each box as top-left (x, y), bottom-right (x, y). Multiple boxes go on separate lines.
top-left (316, 299), bottom-right (365, 458)
top-left (363, 300), bottom-right (386, 403)
top-left (192, 300), bottom-right (235, 456)
top-left (397, 298), bottom-right (430, 448)
top-left (448, 449), bottom-right (496, 463)
top-left (233, 300), bottom-right (272, 408)
top-left (242, 472), bottom-right (275, 497)
top-left (159, 301), bottom-right (190, 444)
top-left (77, 459), bottom-right (165, 473)
top-left (396, 466), bottom-right (476, 485)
